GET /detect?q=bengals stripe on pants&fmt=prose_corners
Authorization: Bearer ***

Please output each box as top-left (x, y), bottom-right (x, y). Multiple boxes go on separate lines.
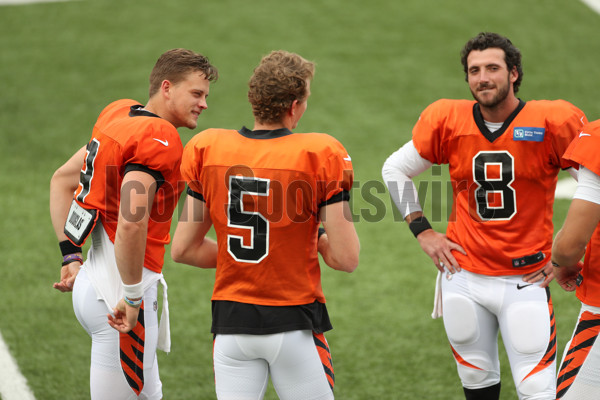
top-left (119, 302), bottom-right (146, 396)
top-left (313, 332), bottom-right (334, 390)
top-left (450, 346), bottom-right (484, 371)
top-left (524, 291), bottom-right (557, 380)
top-left (557, 311), bottom-right (600, 399)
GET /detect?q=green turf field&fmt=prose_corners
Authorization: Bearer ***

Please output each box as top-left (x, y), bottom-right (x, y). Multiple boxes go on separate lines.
top-left (1, 0), bottom-right (599, 398)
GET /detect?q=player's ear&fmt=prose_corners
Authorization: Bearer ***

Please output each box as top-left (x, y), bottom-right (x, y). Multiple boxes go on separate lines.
top-left (160, 80), bottom-right (172, 99)
top-left (509, 66), bottom-right (518, 84)
top-left (289, 100), bottom-right (299, 117)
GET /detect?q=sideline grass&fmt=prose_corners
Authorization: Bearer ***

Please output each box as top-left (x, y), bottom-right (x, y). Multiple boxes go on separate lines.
top-left (1, 0), bottom-right (599, 399)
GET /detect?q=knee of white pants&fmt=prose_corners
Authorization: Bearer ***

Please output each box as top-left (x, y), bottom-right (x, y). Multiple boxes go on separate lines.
top-left (505, 302), bottom-right (549, 354)
top-left (516, 370), bottom-right (554, 399)
top-left (444, 295), bottom-right (479, 345)
top-left (456, 353), bottom-right (499, 388)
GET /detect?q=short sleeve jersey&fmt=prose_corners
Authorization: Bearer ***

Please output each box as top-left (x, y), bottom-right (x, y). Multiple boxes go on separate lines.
top-left (412, 99), bottom-right (586, 276)
top-left (562, 119), bottom-right (600, 306)
top-left (181, 127), bottom-right (353, 306)
top-left (73, 99), bottom-right (185, 273)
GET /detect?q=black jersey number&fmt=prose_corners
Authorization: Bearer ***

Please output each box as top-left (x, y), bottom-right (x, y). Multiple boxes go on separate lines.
top-left (76, 138), bottom-right (100, 203)
top-left (227, 176), bottom-right (270, 263)
top-left (473, 151), bottom-right (516, 221)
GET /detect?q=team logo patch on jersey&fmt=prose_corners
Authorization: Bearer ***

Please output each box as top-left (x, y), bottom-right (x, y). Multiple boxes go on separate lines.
top-left (513, 127), bottom-right (545, 142)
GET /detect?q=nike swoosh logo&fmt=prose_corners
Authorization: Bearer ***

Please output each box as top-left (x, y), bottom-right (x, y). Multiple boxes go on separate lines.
top-left (517, 283), bottom-right (533, 290)
top-left (343, 155), bottom-right (352, 162)
top-left (154, 138), bottom-right (169, 146)
top-left (153, 138), bottom-right (169, 146)
top-left (579, 132), bottom-right (591, 138)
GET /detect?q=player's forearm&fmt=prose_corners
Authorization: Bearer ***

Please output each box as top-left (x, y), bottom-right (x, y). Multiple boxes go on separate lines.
top-left (317, 231), bottom-right (359, 272)
top-left (552, 228), bottom-right (587, 268)
top-left (382, 140), bottom-right (431, 219)
top-left (171, 237), bottom-right (218, 268)
top-left (171, 195), bottom-right (217, 268)
top-left (318, 201), bottom-right (359, 272)
top-left (114, 220), bottom-right (147, 284)
top-left (49, 146), bottom-right (86, 240)
top-left (115, 170), bottom-right (158, 285)
top-left (49, 178), bottom-right (76, 240)
top-left (404, 211), bottom-right (425, 224)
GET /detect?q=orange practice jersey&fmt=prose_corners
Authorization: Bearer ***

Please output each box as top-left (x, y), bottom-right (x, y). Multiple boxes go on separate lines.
top-left (73, 99), bottom-right (184, 273)
top-left (562, 119), bottom-right (600, 306)
top-left (413, 99), bottom-right (586, 276)
top-left (181, 127), bottom-right (353, 306)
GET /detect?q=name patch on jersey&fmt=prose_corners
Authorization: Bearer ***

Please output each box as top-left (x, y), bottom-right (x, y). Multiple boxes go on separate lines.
top-left (513, 127), bottom-right (545, 142)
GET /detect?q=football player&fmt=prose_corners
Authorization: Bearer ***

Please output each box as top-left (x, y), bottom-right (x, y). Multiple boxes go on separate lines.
top-left (49, 49), bottom-right (218, 400)
top-left (171, 50), bottom-right (360, 400)
top-left (552, 119), bottom-right (600, 399)
top-left (382, 32), bottom-right (587, 399)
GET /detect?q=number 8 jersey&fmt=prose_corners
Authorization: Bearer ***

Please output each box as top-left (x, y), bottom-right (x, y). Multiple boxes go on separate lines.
top-left (412, 99), bottom-right (586, 276)
top-left (180, 127), bottom-right (353, 306)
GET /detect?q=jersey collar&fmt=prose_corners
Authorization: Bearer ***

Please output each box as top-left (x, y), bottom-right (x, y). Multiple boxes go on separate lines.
top-left (473, 99), bottom-right (526, 143)
top-left (129, 104), bottom-right (161, 118)
top-left (238, 126), bottom-right (294, 139)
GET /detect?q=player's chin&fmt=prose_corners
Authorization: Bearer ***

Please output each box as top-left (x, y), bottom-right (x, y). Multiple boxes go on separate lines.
top-left (185, 114), bottom-right (201, 129)
top-left (184, 120), bottom-right (198, 129)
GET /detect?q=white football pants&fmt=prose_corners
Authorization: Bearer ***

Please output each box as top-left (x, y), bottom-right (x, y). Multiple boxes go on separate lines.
top-left (73, 267), bottom-right (161, 400)
top-left (441, 269), bottom-right (556, 400)
top-left (213, 330), bottom-right (334, 400)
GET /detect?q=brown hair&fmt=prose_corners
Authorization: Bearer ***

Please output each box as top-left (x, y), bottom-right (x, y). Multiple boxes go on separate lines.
top-left (148, 48), bottom-right (218, 97)
top-left (460, 32), bottom-right (523, 94)
top-left (248, 50), bottom-right (315, 124)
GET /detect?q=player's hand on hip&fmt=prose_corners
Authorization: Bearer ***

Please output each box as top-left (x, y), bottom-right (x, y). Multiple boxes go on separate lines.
top-left (52, 262), bottom-right (81, 292)
top-left (416, 229), bottom-right (465, 274)
top-left (522, 260), bottom-right (554, 287)
top-left (108, 298), bottom-right (139, 333)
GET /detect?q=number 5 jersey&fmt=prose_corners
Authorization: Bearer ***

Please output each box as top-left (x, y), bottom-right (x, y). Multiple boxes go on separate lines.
top-left (412, 99), bottom-right (587, 276)
top-left (180, 127), bottom-right (353, 308)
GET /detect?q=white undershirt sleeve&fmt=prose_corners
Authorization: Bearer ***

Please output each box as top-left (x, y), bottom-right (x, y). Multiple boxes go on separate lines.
top-left (381, 140), bottom-right (433, 219)
top-left (573, 166), bottom-right (600, 205)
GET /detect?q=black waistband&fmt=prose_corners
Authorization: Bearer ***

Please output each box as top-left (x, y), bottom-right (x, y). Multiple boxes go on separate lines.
top-left (211, 300), bottom-right (332, 335)
top-left (512, 251), bottom-right (544, 268)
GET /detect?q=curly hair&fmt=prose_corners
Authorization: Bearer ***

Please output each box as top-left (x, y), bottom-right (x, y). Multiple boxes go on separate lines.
top-left (460, 32), bottom-right (523, 94)
top-left (248, 50), bottom-right (315, 124)
top-left (148, 48), bottom-right (218, 97)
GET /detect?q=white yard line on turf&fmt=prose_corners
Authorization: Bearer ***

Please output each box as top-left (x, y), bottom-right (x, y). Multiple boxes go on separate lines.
top-left (0, 0), bottom-right (76, 5)
top-left (0, 331), bottom-right (36, 400)
top-left (581, 0), bottom-right (600, 14)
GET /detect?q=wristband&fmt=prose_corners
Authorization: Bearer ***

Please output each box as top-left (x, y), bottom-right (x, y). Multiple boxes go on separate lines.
top-left (122, 281), bottom-right (144, 300)
top-left (409, 216), bottom-right (432, 238)
top-left (59, 240), bottom-right (82, 256)
top-left (318, 227), bottom-right (326, 239)
top-left (124, 296), bottom-right (143, 308)
top-left (62, 254), bottom-right (83, 266)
